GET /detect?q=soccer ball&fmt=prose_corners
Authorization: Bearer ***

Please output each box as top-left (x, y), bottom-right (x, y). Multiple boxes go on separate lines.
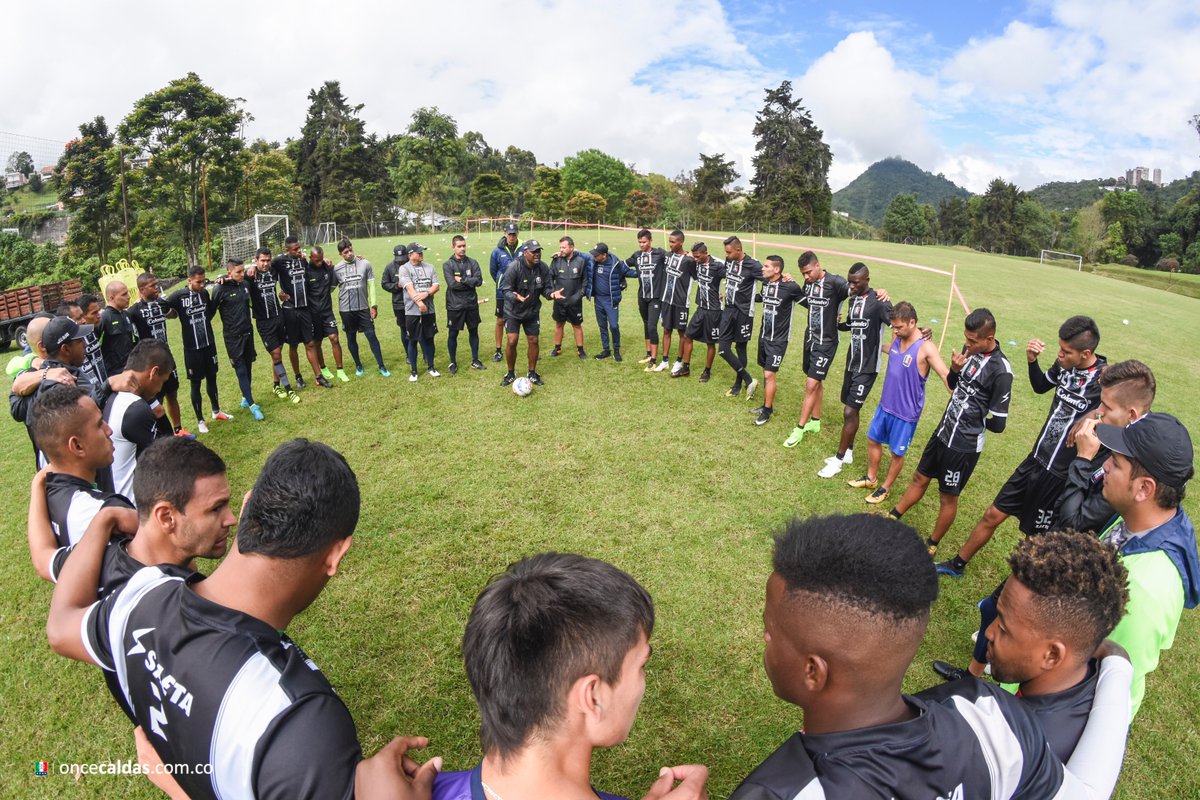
top-left (512, 376), bottom-right (533, 396)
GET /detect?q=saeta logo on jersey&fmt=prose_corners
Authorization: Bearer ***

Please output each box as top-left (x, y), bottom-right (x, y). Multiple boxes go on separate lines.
top-left (128, 627), bottom-right (195, 739)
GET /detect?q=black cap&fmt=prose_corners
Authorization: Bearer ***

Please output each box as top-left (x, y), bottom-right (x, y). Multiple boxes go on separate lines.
top-left (523, 239), bottom-right (542, 252)
top-left (504, 222), bottom-right (519, 234)
top-left (1097, 413), bottom-right (1194, 487)
top-left (393, 244), bottom-right (408, 258)
top-left (592, 242), bottom-right (609, 255)
top-left (407, 242), bottom-right (427, 254)
top-left (43, 317), bottom-right (89, 354)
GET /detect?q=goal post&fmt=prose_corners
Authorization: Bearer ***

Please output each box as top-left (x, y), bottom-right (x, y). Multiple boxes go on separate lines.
top-left (1040, 249), bottom-right (1083, 271)
top-left (220, 214), bottom-right (289, 265)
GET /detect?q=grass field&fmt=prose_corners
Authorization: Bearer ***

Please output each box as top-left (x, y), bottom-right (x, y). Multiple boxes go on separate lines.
top-left (1, 228), bottom-right (1197, 798)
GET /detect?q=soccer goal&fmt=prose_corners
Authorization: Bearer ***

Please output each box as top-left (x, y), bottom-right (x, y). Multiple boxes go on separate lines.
top-left (1040, 249), bottom-right (1083, 271)
top-left (220, 214), bottom-right (290, 264)
top-left (301, 222), bottom-right (337, 246)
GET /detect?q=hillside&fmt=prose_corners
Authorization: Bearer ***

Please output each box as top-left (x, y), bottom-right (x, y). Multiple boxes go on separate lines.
top-left (1027, 179), bottom-right (1107, 211)
top-left (832, 157), bottom-right (971, 226)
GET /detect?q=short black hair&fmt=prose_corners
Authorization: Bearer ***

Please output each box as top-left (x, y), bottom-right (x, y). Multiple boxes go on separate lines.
top-left (637, 229), bottom-right (652, 240)
top-left (31, 311), bottom-right (54, 322)
top-left (256, 246), bottom-right (272, 258)
top-left (559, 235), bottom-right (574, 246)
top-left (54, 301), bottom-right (80, 316)
top-left (225, 258), bottom-right (244, 268)
top-left (463, 552), bottom-right (654, 759)
top-left (764, 255), bottom-right (785, 269)
top-left (889, 301), bottom-right (918, 323)
top-left (669, 229), bottom-right (684, 240)
top-left (338, 238), bottom-right (352, 252)
top-left (124, 339), bottom-right (175, 374)
top-left (773, 514), bottom-right (938, 625)
top-left (452, 235), bottom-right (466, 245)
top-left (187, 265), bottom-right (206, 280)
top-left (284, 234), bottom-right (299, 246)
top-left (797, 251), bottom-right (819, 268)
top-left (78, 294), bottom-right (101, 314)
top-left (133, 437), bottom-right (226, 521)
top-left (237, 439), bottom-right (360, 558)
top-left (1058, 315), bottom-right (1100, 352)
top-left (1007, 530), bottom-right (1128, 656)
top-left (1100, 359), bottom-right (1155, 411)
top-left (723, 235), bottom-right (741, 248)
top-left (1128, 458), bottom-right (1192, 509)
top-left (964, 307), bottom-right (996, 335)
top-left (691, 241), bottom-right (708, 254)
top-left (30, 384), bottom-right (91, 459)
top-left (135, 272), bottom-right (157, 290)
top-left (849, 261), bottom-right (868, 276)
top-left (311, 245), bottom-right (324, 258)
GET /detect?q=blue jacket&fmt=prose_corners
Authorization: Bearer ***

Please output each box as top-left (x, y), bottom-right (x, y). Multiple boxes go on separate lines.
top-left (1119, 508), bottom-right (1200, 609)
top-left (489, 237), bottom-right (524, 300)
top-left (589, 252), bottom-right (637, 305)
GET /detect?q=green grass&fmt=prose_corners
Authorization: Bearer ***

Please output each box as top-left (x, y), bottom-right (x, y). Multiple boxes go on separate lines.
top-left (1, 182), bottom-right (60, 216)
top-left (2, 229), bottom-right (1197, 798)
top-left (1087, 262), bottom-right (1200, 300)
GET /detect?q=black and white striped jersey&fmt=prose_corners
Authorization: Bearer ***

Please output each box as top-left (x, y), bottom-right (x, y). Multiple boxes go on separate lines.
top-left (935, 345), bottom-right (1014, 453)
top-left (45, 471), bottom-right (133, 549)
top-left (758, 280), bottom-right (806, 343)
top-left (271, 254), bottom-right (310, 308)
top-left (1027, 356), bottom-right (1106, 476)
top-left (659, 252), bottom-right (696, 307)
top-left (625, 248), bottom-right (666, 301)
top-left (129, 298), bottom-right (171, 344)
top-left (99, 391), bottom-right (169, 503)
top-left (693, 258), bottom-right (726, 310)
top-left (799, 273), bottom-right (850, 348)
top-left (724, 256), bottom-right (764, 316)
top-left (843, 290), bottom-right (892, 375)
top-left (82, 567), bottom-right (362, 800)
top-left (81, 328), bottom-right (108, 386)
top-left (164, 288), bottom-right (215, 351)
top-left (247, 267), bottom-right (281, 320)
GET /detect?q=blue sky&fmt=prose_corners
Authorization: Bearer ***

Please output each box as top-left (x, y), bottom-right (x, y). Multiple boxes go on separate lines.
top-left (3, 0), bottom-right (1198, 194)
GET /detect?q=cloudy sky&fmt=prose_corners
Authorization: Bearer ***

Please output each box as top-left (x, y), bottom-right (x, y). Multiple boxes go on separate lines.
top-left (4, 0), bottom-right (1199, 193)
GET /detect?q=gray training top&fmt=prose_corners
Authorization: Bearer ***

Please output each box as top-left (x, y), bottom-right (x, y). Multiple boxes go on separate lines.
top-left (332, 257), bottom-right (376, 313)
top-left (398, 262), bottom-right (440, 316)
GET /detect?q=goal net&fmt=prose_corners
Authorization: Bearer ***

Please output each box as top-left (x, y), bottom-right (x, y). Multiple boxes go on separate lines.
top-left (301, 222), bottom-right (337, 247)
top-left (1040, 249), bottom-right (1083, 271)
top-left (220, 214), bottom-right (289, 264)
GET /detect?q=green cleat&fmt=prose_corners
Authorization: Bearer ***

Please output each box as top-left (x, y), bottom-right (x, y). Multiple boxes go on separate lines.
top-left (803, 418), bottom-right (822, 434)
top-left (320, 367), bottom-right (334, 380)
top-left (783, 426), bottom-right (805, 448)
top-left (336, 369), bottom-right (350, 382)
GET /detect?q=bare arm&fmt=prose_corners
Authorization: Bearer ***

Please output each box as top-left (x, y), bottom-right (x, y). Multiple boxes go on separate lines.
top-left (46, 511), bottom-right (113, 663)
top-left (27, 468), bottom-right (57, 581)
top-left (921, 341), bottom-right (952, 391)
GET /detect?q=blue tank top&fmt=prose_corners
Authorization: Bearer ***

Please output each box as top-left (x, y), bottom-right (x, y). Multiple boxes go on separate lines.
top-left (880, 337), bottom-right (927, 423)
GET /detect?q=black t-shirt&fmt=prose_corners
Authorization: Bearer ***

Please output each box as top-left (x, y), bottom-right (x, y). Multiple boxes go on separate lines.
top-left (799, 273), bottom-right (850, 348)
top-left (164, 287), bottom-right (216, 351)
top-left (81, 328), bottom-right (107, 386)
top-left (98, 306), bottom-right (138, 375)
top-left (659, 251), bottom-right (696, 307)
top-left (45, 471), bottom-right (133, 549)
top-left (723, 256), bottom-right (764, 315)
top-left (625, 248), bottom-right (666, 301)
top-left (1027, 357), bottom-right (1106, 476)
top-left (549, 253), bottom-right (589, 305)
top-left (246, 267), bottom-right (282, 320)
top-left (129, 298), bottom-right (172, 345)
top-left (693, 257), bottom-right (726, 311)
top-left (730, 679), bottom-right (1065, 799)
top-left (758, 279), bottom-right (806, 342)
top-left (842, 289), bottom-right (892, 374)
top-left (271, 254), bottom-right (310, 308)
top-left (305, 261), bottom-right (334, 315)
top-left (935, 344), bottom-right (1015, 453)
top-left (502, 260), bottom-right (554, 321)
top-left (210, 280), bottom-right (254, 338)
top-left (82, 567), bottom-right (363, 800)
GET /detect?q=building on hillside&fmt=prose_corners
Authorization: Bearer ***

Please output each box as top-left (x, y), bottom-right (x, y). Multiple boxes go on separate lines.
top-left (5, 172), bottom-right (28, 190)
top-left (1153, 168), bottom-right (1162, 186)
top-left (1124, 166), bottom-right (1163, 188)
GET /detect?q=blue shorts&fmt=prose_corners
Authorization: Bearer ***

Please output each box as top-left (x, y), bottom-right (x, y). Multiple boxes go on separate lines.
top-left (867, 409), bottom-right (918, 455)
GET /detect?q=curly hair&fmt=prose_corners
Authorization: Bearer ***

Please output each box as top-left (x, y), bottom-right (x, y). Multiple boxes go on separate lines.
top-left (1007, 530), bottom-right (1129, 654)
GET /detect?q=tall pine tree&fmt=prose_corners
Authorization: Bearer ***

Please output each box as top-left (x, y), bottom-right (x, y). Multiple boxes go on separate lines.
top-left (750, 81), bottom-right (832, 231)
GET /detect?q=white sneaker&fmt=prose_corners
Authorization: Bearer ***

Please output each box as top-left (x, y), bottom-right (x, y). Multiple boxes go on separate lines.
top-left (652, 361), bottom-right (669, 372)
top-left (823, 454), bottom-right (842, 465)
top-left (670, 361), bottom-right (682, 376)
top-left (197, 420), bottom-right (210, 434)
top-left (428, 368), bottom-right (441, 378)
top-left (844, 448), bottom-right (854, 465)
top-left (817, 460), bottom-right (844, 478)
top-left (409, 373), bottom-right (418, 383)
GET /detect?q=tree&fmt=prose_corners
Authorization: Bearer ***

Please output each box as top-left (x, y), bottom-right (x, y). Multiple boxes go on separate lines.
top-left (561, 149), bottom-right (633, 217)
top-left (392, 107), bottom-right (463, 222)
top-left (118, 73), bottom-right (246, 265)
top-left (882, 193), bottom-right (929, 241)
top-left (1012, 197), bottom-right (1054, 255)
top-left (937, 196), bottom-right (970, 245)
top-left (459, 132), bottom-right (506, 189)
top-left (470, 173), bottom-right (514, 217)
top-left (626, 190), bottom-right (659, 226)
top-left (689, 152), bottom-right (739, 213)
top-left (7, 151), bottom-right (34, 178)
top-left (239, 141), bottom-right (296, 218)
top-left (564, 190), bottom-right (606, 223)
top-left (750, 81), bottom-right (833, 230)
top-left (1101, 190), bottom-right (1151, 263)
top-left (527, 166), bottom-right (565, 220)
top-left (1067, 203), bottom-right (1106, 263)
top-left (970, 178), bottom-right (1021, 252)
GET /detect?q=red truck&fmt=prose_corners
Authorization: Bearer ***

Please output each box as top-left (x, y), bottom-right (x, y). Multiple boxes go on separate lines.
top-left (0, 279), bottom-right (84, 350)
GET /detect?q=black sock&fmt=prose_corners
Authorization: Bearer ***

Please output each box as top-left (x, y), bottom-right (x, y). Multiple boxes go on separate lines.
top-left (577, 345), bottom-right (584, 354)
top-left (889, 508), bottom-right (903, 519)
top-left (836, 451), bottom-right (845, 459)
top-left (926, 535), bottom-right (938, 548)
top-left (951, 555), bottom-right (968, 570)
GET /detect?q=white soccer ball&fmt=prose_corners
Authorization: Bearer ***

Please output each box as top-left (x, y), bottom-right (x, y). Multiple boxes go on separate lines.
top-left (1122, 319), bottom-right (1129, 325)
top-left (512, 376), bottom-right (533, 396)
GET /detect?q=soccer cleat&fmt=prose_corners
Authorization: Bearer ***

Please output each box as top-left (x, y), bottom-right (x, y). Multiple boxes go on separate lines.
top-left (935, 559), bottom-right (965, 579)
top-left (287, 389), bottom-right (301, 404)
top-left (644, 361), bottom-right (658, 373)
top-left (492, 349), bottom-right (503, 363)
top-left (273, 384), bottom-right (287, 400)
top-left (295, 374), bottom-right (307, 389)
top-left (612, 351), bottom-right (623, 362)
top-left (355, 366), bottom-right (365, 377)
top-left (550, 346), bottom-right (562, 357)
top-left (249, 403), bottom-right (265, 422)
top-left (336, 369), bottom-right (350, 382)
top-left (578, 349), bottom-right (587, 360)
top-left (379, 368), bottom-right (392, 377)
top-left (803, 418), bottom-right (821, 434)
top-left (744, 377), bottom-right (758, 399)
top-left (427, 368), bottom-right (441, 378)
top-left (754, 407), bottom-right (773, 426)
top-left (865, 486), bottom-right (890, 505)
top-left (500, 372), bottom-right (516, 387)
top-left (638, 354), bottom-right (654, 364)
top-left (652, 360), bottom-right (669, 372)
top-left (783, 426), bottom-right (805, 448)
top-left (931, 660), bottom-right (970, 683)
top-left (698, 369), bottom-right (711, 383)
top-left (847, 475), bottom-right (878, 489)
top-left (724, 385), bottom-right (741, 398)
top-left (320, 367), bottom-right (334, 380)
top-left (471, 360), bottom-right (486, 370)
top-left (673, 366), bottom-right (690, 378)
top-left (594, 349), bottom-right (611, 360)
top-left (316, 376), bottom-right (334, 389)
top-left (212, 410), bottom-right (233, 421)
top-left (197, 420), bottom-right (210, 434)
top-left (409, 372), bottom-right (418, 383)
top-left (843, 448), bottom-right (854, 465)
top-left (817, 459), bottom-right (845, 479)
top-left (448, 362), bottom-right (458, 375)
top-left (749, 405), bottom-right (766, 415)
top-left (670, 360), bottom-right (683, 375)
top-left (240, 397), bottom-right (250, 409)
top-left (174, 428), bottom-right (195, 439)
top-left (928, 544), bottom-right (939, 557)
top-left (527, 371), bottom-right (544, 386)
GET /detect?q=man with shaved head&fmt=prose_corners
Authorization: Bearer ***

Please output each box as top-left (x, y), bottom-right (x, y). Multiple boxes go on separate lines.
top-left (98, 280), bottom-right (138, 376)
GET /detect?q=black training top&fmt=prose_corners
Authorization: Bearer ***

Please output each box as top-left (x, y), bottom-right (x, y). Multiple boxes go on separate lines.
top-left (934, 344), bottom-right (1014, 453)
top-left (163, 287), bottom-right (216, 352)
top-left (210, 279), bottom-right (254, 338)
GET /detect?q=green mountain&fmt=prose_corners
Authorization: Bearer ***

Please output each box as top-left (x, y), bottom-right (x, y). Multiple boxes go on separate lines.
top-left (832, 157), bottom-right (971, 226)
top-left (1027, 179), bottom-right (1107, 211)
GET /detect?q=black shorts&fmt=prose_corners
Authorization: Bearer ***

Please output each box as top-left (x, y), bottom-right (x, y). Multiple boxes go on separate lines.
top-left (494, 296), bottom-right (505, 319)
top-left (660, 302), bottom-right (689, 333)
top-left (310, 305), bottom-right (338, 337)
top-left (184, 346), bottom-right (219, 382)
top-left (992, 454), bottom-right (1068, 535)
top-left (637, 296), bottom-right (661, 341)
top-left (224, 332), bottom-right (256, 369)
top-left (160, 369), bottom-right (179, 397)
top-left (757, 337), bottom-right (788, 371)
top-left (802, 341), bottom-right (838, 380)
top-left (552, 300), bottom-right (584, 325)
top-left (684, 308), bottom-right (721, 344)
top-left (340, 309), bottom-right (376, 335)
top-left (915, 436), bottom-right (981, 497)
top-left (718, 308), bottom-right (754, 343)
top-left (282, 306), bottom-right (315, 345)
top-left (404, 314), bottom-right (438, 341)
top-left (448, 305), bottom-right (482, 331)
top-left (255, 316), bottom-right (284, 353)
top-left (840, 370), bottom-right (878, 409)
top-left (505, 317), bottom-right (540, 336)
